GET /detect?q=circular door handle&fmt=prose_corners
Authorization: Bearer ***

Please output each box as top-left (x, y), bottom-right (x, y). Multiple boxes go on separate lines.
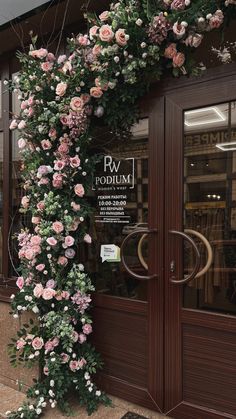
top-left (137, 233), bottom-right (148, 270)
top-left (169, 230), bottom-right (200, 285)
top-left (121, 229), bottom-right (157, 280)
top-left (184, 229), bottom-right (213, 278)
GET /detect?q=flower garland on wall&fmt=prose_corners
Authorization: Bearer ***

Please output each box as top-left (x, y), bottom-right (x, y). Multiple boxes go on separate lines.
top-left (6, 0), bottom-right (236, 417)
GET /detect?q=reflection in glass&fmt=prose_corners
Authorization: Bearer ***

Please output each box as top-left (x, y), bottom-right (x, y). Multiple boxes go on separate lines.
top-left (86, 120), bottom-right (149, 301)
top-left (183, 101), bottom-right (236, 314)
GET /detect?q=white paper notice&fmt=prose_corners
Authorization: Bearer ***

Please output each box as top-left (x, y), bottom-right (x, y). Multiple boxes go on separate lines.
top-left (100, 244), bottom-right (121, 263)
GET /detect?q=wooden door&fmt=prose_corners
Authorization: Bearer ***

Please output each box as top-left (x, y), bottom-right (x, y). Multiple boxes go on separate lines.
top-left (164, 70), bottom-right (236, 419)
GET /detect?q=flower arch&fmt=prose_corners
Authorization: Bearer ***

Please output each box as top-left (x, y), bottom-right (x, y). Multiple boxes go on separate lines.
top-left (6, 0), bottom-right (236, 417)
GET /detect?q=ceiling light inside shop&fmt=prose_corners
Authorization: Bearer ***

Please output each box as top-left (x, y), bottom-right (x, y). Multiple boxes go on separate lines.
top-left (184, 107), bottom-right (226, 127)
top-left (215, 141), bottom-right (236, 151)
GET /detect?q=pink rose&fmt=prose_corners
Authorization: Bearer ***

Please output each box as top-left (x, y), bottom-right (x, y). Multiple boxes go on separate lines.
top-left (36, 264), bottom-right (45, 271)
top-left (41, 62), bottom-right (53, 72)
top-left (54, 160), bottom-right (66, 171)
top-left (41, 139), bottom-right (52, 150)
top-left (28, 96), bottom-right (34, 106)
top-left (184, 33), bottom-right (203, 48)
top-left (43, 366), bottom-right (49, 375)
top-left (18, 120), bottom-right (26, 129)
top-left (61, 291), bottom-right (70, 300)
top-left (171, 0), bottom-right (185, 10)
top-left (46, 237), bottom-right (57, 246)
top-left (56, 82), bottom-right (67, 97)
top-left (33, 283), bottom-right (44, 298)
top-left (64, 235), bottom-right (75, 247)
top-left (10, 120), bottom-right (18, 130)
top-left (69, 360), bottom-right (80, 371)
top-left (99, 25), bottom-right (114, 42)
top-left (49, 128), bottom-right (57, 139)
top-left (61, 353), bottom-right (70, 363)
top-left (74, 184), bottom-right (85, 197)
top-left (20, 101), bottom-right (28, 110)
top-left (173, 52), bottom-right (185, 67)
top-left (164, 43), bottom-right (177, 59)
top-left (44, 340), bottom-right (54, 352)
top-left (89, 25), bottom-right (99, 38)
top-left (77, 35), bottom-right (89, 46)
top-left (30, 48), bottom-right (48, 59)
top-left (71, 202), bottom-right (81, 211)
top-left (65, 248), bottom-right (76, 259)
top-left (37, 201), bottom-right (45, 211)
top-left (52, 221), bottom-right (64, 234)
top-left (42, 288), bottom-right (56, 300)
top-left (58, 143), bottom-right (69, 154)
top-left (209, 10), bottom-right (224, 29)
top-left (31, 235), bottom-right (42, 245)
top-left (172, 22), bottom-right (186, 39)
top-left (90, 87), bottom-right (103, 98)
top-left (16, 276), bottom-right (24, 290)
top-left (32, 216), bottom-right (41, 224)
top-left (57, 256), bottom-right (68, 266)
top-left (115, 28), bottom-right (127, 46)
top-left (62, 61), bottom-right (72, 74)
top-left (70, 155), bottom-right (81, 168)
top-left (16, 338), bottom-right (26, 350)
top-left (46, 279), bottom-right (56, 288)
top-left (78, 333), bottom-right (87, 344)
top-left (47, 52), bottom-right (56, 62)
top-left (18, 138), bottom-right (26, 149)
top-left (78, 357), bottom-right (87, 368)
top-left (57, 54), bottom-right (67, 64)
top-left (21, 196), bottom-right (29, 208)
top-left (84, 234), bottom-right (92, 244)
top-left (99, 11), bottom-right (109, 21)
top-left (32, 337), bottom-right (44, 350)
top-left (52, 173), bottom-right (63, 188)
top-left (25, 248), bottom-right (35, 260)
top-left (70, 97), bottom-right (84, 111)
top-left (82, 324), bottom-right (92, 335)
top-left (92, 44), bottom-right (102, 56)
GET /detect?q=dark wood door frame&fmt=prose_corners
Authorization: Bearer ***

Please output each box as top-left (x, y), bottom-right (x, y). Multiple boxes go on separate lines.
top-left (163, 71), bottom-right (236, 418)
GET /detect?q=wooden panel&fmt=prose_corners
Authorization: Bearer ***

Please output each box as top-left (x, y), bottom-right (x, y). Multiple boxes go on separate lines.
top-left (168, 401), bottom-right (235, 419)
top-left (182, 323), bottom-right (236, 415)
top-left (92, 306), bottom-right (148, 388)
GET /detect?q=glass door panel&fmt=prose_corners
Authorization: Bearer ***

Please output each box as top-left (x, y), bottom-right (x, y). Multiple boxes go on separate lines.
top-left (183, 101), bottom-right (236, 314)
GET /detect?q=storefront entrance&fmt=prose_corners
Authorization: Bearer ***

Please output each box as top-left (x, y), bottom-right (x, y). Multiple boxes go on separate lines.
top-left (91, 66), bottom-right (236, 419)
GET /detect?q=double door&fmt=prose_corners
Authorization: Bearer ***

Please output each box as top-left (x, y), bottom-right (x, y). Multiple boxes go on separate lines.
top-left (92, 68), bottom-right (236, 419)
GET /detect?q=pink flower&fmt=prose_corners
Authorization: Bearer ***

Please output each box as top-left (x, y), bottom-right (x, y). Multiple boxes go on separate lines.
top-left (92, 44), bottom-right (102, 56)
top-left (52, 173), bottom-right (63, 188)
top-left (173, 52), bottom-right (185, 67)
top-left (115, 28), bottom-right (127, 46)
top-left (21, 196), bottom-right (29, 208)
top-left (72, 331), bottom-right (79, 342)
top-left (84, 234), bottom-right (92, 244)
top-left (42, 288), bottom-right (56, 300)
top-left (41, 61), bottom-right (53, 72)
top-left (171, 0), bottom-right (186, 10)
top-left (32, 337), bottom-right (44, 350)
top-left (18, 120), bottom-right (26, 130)
top-left (33, 283), bottom-right (44, 298)
top-left (78, 357), bottom-right (87, 368)
top-left (69, 360), bottom-right (80, 371)
top-left (77, 35), bottom-right (89, 46)
top-left (16, 338), bottom-right (26, 350)
top-left (44, 340), bottom-right (55, 352)
top-left (16, 276), bottom-right (24, 290)
top-left (70, 97), bottom-right (84, 111)
top-left (62, 61), bottom-right (72, 74)
top-left (164, 43), bottom-right (177, 59)
top-left (209, 10), bottom-right (224, 28)
top-left (25, 248), bottom-right (35, 260)
top-left (41, 139), bottom-right (52, 150)
top-left (61, 353), bottom-right (70, 363)
top-left (28, 107), bottom-right (34, 117)
top-left (32, 216), bottom-right (41, 224)
top-left (43, 366), bottom-right (49, 375)
top-left (71, 202), bottom-right (81, 211)
top-left (90, 86), bottom-right (103, 98)
top-left (46, 237), bottom-right (58, 246)
top-left (37, 201), bottom-right (45, 211)
top-left (54, 160), bottom-right (66, 171)
top-left (89, 25), bottom-right (99, 38)
top-left (18, 138), bottom-right (26, 149)
top-left (172, 22), bottom-right (186, 39)
top-left (52, 337), bottom-right (59, 346)
top-left (82, 324), bottom-right (92, 335)
top-left (36, 264), bottom-right (45, 272)
top-left (30, 235), bottom-right (42, 245)
top-left (46, 279), bottom-right (56, 288)
top-left (47, 52), bottom-right (56, 61)
top-left (56, 82), bottom-right (67, 97)
top-left (184, 33), bottom-right (203, 48)
top-left (64, 235), bottom-right (75, 247)
top-left (49, 128), bottom-right (57, 139)
top-left (58, 143), bottom-right (69, 154)
top-left (30, 48), bottom-right (48, 59)
top-left (99, 11), bottom-right (109, 21)
top-left (74, 184), bottom-right (85, 197)
top-left (28, 96), bottom-right (34, 106)
top-left (10, 120), bottom-right (18, 130)
top-left (70, 155), bottom-right (81, 168)
top-left (78, 333), bottom-right (87, 344)
top-left (99, 25), bottom-right (114, 42)
top-left (52, 221), bottom-right (64, 234)
top-left (65, 248), bottom-right (76, 259)
top-left (57, 256), bottom-right (68, 266)
top-left (57, 54), bottom-right (67, 64)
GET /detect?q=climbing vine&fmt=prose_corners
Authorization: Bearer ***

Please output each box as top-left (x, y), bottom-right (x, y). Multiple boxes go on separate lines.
top-left (6, 0), bottom-right (236, 417)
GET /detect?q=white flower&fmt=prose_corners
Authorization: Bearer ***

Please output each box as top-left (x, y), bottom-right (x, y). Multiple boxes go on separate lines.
top-left (185, 0), bottom-right (190, 5)
top-left (51, 402), bottom-right (56, 408)
top-left (36, 408), bottom-right (42, 414)
top-left (84, 372), bottom-right (90, 380)
top-left (49, 389), bottom-right (55, 397)
top-left (96, 390), bottom-right (101, 397)
top-left (135, 18), bottom-right (143, 26)
top-left (141, 42), bottom-right (146, 48)
top-left (18, 408), bottom-right (23, 412)
top-left (17, 305), bottom-right (22, 311)
top-left (35, 351), bottom-right (40, 357)
top-left (32, 306), bottom-right (39, 314)
top-left (51, 357), bottom-right (56, 362)
top-left (198, 17), bottom-right (205, 23)
top-left (28, 354), bottom-right (34, 359)
top-left (29, 405), bottom-right (34, 410)
top-left (10, 294), bottom-right (15, 299)
top-left (114, 56), bottom-right (120, 63)
top-left (35, 390), bottom-right (40, 395)
top-left (50, 380), bottom-right (55, 387)
top-left (5, 411), bottom-right (11, 416)
top-left (20, 414), bottom-right (24, 418)
top-left (206, 13), bottom-right (213, 19)
top-left (3, 80), bottom-right (8, 85)
top-left (88, 386), bottom-right (93, 392)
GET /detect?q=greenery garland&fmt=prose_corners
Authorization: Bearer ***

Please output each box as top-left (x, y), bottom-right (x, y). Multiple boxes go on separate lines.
top-left (5, 0), bottom-right (236, 417)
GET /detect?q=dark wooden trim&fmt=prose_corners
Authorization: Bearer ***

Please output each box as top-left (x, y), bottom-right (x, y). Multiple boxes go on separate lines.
top-left (167, 401), bottom-right (236, 419)
top-left (97, 372), bottom-right (162, 413)
top-left (182, 308), bottom-right (236, 333)
top-left (92, 293), bottom-right (148, 315)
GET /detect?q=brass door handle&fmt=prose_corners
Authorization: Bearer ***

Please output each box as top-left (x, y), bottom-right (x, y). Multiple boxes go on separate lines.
top-left (121, 229), bottom-right (157, 280)
top-left (169, 230), bottom-right (200, 285)
top-left (184, 229), bottom-right (213, 278)
top-left (137, 233), bottom-right (148, 270)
